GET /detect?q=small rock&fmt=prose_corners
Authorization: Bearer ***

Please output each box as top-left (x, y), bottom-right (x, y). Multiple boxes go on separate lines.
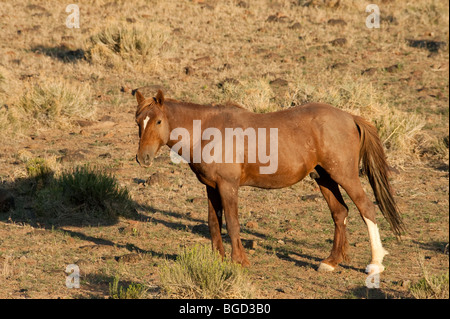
top-left (301, 194), bottom-right (321, 202)
top-left (172, 27), bottom-right (183, 35)
top-left (269, 78), bottom-right (289, 87)
top-left (246, 221), bottom-right (259, 229)
top-left (98, 153), bottom-right (111, 159)
top-left (327, 19), bottom-right (347, 26)
top-left (26, 4), bottom-right (47, 11)
top-left (146, 172), bottom-right (169, 187)
top-left (384, 64), bottom-right (401, 73)
top-left (99, 115), bottom-right (113, 122)
top-left (76, 120), bottom-right (94, 127)
top-left (289, 22), bottom-right (301, 30)
top-left (266, 13), bottom-right (289, 23)
top-left (381, 15), bottom-right (397, 25)
top-left (361, 67), bottom-right (378, 76)
top-left (330, 38), bottom-right (347, 47)
top-left (116, 253), bottom-right (141, 263)
top-left (329, 62), bottom-right (348, 70)
top-left (237, 1), bottom-right (249, 8)
top-left (58, 150), bottom-right (86, 163)
top-left (193, 56), bottom-right (212, 64)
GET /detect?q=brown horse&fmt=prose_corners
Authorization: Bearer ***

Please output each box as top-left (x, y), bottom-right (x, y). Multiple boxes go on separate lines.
top-left (133, 88), bottom-right (404, 275)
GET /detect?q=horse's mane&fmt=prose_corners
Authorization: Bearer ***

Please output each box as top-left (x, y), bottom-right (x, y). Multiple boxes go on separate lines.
top-left (166, 99), bottom-right (249, 112)
top-left (220, 101), bottom-right (247, 110)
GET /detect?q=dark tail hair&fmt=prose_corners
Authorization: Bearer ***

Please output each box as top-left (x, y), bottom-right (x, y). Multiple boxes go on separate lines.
top-left (353, 115), bottom-right (405, 238)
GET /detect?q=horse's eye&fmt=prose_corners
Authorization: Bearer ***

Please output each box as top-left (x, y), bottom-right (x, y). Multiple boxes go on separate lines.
top-left (156, 120), bottom-right (161, 125)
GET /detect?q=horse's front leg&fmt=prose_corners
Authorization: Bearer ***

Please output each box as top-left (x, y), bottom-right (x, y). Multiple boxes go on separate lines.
top-left (206, 185), bottom-right (225, 258)
top-left (217, 181), bottom-right (250, 267)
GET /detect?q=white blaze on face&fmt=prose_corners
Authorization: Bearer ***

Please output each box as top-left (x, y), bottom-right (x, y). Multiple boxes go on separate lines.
top-left (363, 216), bottom-right (388, 273)
top-left (143, 116), bottom-right (150, 131)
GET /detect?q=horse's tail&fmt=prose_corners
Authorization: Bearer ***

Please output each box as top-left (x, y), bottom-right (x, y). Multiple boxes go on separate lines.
top-left (353, 115), bottom-right (405, 238)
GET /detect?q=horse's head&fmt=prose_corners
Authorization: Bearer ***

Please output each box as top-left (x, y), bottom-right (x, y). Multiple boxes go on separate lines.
top-left (134, 89), bottom-right (170, 167)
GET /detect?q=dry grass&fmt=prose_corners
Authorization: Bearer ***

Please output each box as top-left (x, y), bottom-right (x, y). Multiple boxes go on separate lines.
top-left (86, 22), bottom-right (171, 72)
top-left (17, 80), bottom-right (94, 128)
top-left (409, 253), bottom-right (449, 299)
top-left (159, 244), bottom-right (255, 299)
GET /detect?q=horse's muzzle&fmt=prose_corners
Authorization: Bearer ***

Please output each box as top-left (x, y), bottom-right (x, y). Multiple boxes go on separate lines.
top-left (136, 153), bottom-right (153, 167)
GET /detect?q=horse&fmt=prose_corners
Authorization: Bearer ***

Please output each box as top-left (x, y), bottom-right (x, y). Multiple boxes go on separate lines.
top-left (132, 88), bottom-right (405, 275)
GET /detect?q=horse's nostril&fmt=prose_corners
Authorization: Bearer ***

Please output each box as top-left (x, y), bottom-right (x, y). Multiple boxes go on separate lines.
top-left (135, 155), bottom-right (140, 165)
top-left (145, 154), bottom-right (151, 162)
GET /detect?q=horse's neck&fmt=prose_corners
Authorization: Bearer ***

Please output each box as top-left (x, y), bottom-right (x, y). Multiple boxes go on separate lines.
top-left (164, 100), bottom-right (211, 148)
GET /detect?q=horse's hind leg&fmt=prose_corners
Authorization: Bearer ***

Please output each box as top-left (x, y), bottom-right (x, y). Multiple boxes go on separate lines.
top-left (206, 185), bottom-right (225, 258)
top-left (313, 168), bottom-right (349, 272)
top-left (333, 175), bottom-right (388, 275)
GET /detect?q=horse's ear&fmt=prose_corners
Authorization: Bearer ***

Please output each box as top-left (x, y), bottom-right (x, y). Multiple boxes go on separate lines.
top-left (134, 90), bottom-right (145, 105)
top-left (155, 89), bottom-right (164, 105)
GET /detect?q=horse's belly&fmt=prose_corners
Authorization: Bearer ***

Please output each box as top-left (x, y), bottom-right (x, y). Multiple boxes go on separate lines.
top-left (241, 163), bottom-right (310, 189)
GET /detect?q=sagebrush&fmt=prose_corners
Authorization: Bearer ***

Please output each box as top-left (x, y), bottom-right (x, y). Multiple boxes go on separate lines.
top-left (159, 244), bottom-right (255, 299)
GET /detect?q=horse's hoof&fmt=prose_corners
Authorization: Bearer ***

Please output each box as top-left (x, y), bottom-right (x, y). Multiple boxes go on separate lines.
top-left (365, 263), bottom-right (384, 275)
top-left (318, 262), bottom-right (335, 272)
top-left (240, 259), bottom-right (251, 268)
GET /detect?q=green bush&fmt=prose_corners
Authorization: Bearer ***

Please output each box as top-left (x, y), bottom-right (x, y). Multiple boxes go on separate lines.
top-left (410, 272), bottom-right (449, 299)
top-left (26, 158), bottom-right (54, 184)
top-left (109, 275), bottom-right (147, 299)
top-left (34, 165), bottom-right (132, 225)
top-left (159, 244), bottom-right (255, 299)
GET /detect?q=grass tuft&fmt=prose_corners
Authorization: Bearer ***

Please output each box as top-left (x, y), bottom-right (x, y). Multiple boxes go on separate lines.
top-left (159, 244), bottom-right (255, 299)
top-left (17, 80), bottom-right (94, 128)
top-left (34, 165), bottom-right (133, 225)
top-left (410, 272), bottom-right (449, 299)
top-left (86, 22), bottom-right (170, 70)
top-left (109, 275), bottom-right (147, 299)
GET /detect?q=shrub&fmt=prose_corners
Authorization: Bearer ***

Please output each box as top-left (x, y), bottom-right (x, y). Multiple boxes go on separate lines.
top-left (26, 158), bottom-right (54, 180)
top-left (109, 275), bottom-right (147, 299)
top-left (25, 158), bottom-right (54, 191)
top-left (409, 272), bottom-right (449, 299)
top-left (159, 244), bottom-right (255, 299)
top-left (34, 165), bottom-right (132, 225)
top-left (17, 80), bottom-right (94, 127)
top-left (86, 23), bottom-right (170, 69)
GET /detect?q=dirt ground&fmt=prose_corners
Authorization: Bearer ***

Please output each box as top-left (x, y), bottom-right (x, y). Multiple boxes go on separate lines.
top-left (0, 0), bottom-right (448, 299)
